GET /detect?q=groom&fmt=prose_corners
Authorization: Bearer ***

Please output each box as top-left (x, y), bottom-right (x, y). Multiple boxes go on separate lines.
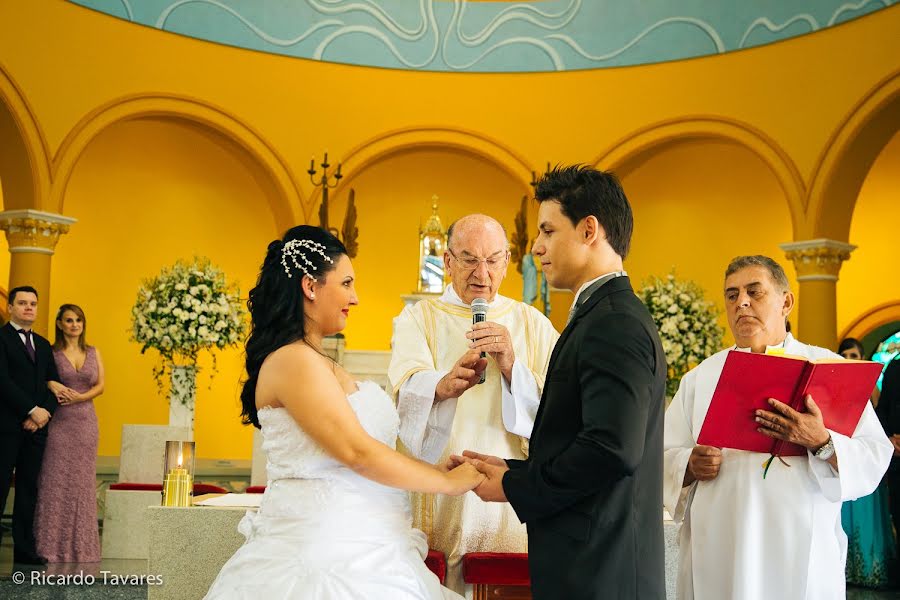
top-left (457, 166), bottom-right (667, 599)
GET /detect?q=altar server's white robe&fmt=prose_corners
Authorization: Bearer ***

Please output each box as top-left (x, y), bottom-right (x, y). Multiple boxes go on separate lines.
top-left (664, 334), bottom-right (892, 600)
top-left (389, 285), bottom-right (559, 593)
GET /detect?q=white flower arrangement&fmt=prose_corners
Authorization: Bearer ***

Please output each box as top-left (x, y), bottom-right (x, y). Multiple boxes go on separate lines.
top-left (639, 272), bottom-right (724, 399)
top-left (130, 257), bottom-right (247, 397)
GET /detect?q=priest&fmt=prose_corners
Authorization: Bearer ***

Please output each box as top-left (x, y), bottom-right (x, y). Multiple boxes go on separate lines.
top-left (389, 213), bottom-right (559, 592)
top-left (664, 255), bottom-right (892, 600)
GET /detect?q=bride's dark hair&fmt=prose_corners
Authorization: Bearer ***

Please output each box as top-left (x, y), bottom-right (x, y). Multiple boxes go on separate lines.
top-left (241, 225), bottom-right (347, 428)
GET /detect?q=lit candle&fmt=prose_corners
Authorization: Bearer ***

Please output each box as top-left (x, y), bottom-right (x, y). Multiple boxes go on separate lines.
top-left (335, 162), bottom-right (342, 177)
top-left (163, 452), bottom-right (192, 506)
top-left (323, 151), bottom-right (329, 165)
top-left (309, 156), bottom-right (315, 172)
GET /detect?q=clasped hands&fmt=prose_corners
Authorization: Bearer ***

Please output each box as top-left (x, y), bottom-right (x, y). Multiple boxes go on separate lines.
top-left (444, 450), bottom-right (509, 502)
top-left (50, 380), bottom-right (82, 406)
top-left (22, 407), bottom-right (51, 433)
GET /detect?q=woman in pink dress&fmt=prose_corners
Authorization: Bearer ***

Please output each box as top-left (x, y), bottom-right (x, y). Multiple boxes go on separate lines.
top-left (35, 303), bottom-right (105, 563)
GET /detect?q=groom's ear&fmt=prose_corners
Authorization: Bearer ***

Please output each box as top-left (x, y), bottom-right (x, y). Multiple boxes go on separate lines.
top-left (579, 216), bottom-right (603, 246)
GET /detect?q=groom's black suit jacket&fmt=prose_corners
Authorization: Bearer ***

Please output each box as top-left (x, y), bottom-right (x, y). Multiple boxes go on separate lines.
top-left (502, 276), bottom-right (667, 600)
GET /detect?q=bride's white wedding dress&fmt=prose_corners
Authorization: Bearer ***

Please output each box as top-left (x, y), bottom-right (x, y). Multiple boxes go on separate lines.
top-left (205, 380), bottom-right (461, 599)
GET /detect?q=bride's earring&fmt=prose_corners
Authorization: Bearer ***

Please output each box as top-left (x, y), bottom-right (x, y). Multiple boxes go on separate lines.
top-left (309, 293), bottom-right (316, 300)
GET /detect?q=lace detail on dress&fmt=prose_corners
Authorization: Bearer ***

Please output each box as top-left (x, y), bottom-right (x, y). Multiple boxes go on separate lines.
top-left (257, 380), bottom-right (399, 482)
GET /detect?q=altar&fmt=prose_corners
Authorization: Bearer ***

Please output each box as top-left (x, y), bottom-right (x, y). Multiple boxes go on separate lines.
top-left (145, 501), bottom-right (680, 599)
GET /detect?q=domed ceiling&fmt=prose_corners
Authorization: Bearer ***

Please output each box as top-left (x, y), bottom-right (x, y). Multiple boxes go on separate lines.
top-left (70, 0), bottom-right (894, 72)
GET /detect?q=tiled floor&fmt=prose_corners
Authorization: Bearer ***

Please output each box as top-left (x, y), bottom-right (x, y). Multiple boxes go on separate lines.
top-left (0, 536), bottom-right (149, 599)
top-left (2, 533), bottom-right (900, 599)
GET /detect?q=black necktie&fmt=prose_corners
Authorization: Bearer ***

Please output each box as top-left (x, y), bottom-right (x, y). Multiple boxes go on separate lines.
top-left (19, 329), bottom-right (36, 362)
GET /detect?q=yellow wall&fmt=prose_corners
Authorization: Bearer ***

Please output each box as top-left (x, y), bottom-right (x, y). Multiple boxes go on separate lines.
top-left (840, 130), bottom-right (900, 338)
top-left (620, 139), bottom-right (797, 348)
top-left (49, 118), bottom-right (279, 458)
top-left (0, 3), bottom-right (899, 459)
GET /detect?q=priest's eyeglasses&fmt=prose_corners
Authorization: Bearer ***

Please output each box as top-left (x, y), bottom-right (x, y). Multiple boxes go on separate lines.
top-left (449, 249), bottom-right (509, 272)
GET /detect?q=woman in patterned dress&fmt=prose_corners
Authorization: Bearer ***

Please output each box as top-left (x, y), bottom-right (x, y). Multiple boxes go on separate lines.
top-left (34, 304), bottom-right (105, 563)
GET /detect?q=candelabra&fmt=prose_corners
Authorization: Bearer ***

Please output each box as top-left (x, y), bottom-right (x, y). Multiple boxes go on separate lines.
top-left (308, 153), bottom-right (358, 257)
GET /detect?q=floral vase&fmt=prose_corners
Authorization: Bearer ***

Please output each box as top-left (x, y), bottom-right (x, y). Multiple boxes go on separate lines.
top-left (169, 364), bottom-right (197, 437)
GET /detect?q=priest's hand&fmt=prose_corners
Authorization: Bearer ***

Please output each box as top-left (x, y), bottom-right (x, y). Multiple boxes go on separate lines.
top-left (756, 395), bottom-right (830, 451)
top-left (467, 321), bottom-right (515, 382)
top-left (683, 445), bottom-right (722, 486)
top-left (470, 459), bottom-right (509, 503)
top-left (435, 350), bottom-right (488, 402)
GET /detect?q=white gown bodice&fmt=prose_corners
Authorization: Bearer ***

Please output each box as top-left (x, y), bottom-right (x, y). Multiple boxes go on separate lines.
top-left (205, 380), bottom-right (460, 599)
top-left (259, 379), bottom-right (399, 480)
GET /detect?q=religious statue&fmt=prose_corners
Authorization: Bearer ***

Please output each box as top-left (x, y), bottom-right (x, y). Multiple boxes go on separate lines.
top-left (417, 197), bottom-right (446, 294)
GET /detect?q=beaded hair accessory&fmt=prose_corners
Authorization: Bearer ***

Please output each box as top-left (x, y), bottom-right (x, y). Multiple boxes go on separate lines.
top-left (280, 239), bottom-right (334, 282)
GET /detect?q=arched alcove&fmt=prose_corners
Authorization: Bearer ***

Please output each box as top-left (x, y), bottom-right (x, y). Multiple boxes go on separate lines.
top-left (838, 131), bottom-right (900, 336)
top-left (613, 137), bottom-right (795, 347)
top-left (54, 116), bottom-right (288, 459)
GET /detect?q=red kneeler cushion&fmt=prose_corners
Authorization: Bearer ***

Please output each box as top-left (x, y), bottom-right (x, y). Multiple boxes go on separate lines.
top-left (463, 552), bottom-right (530, 586)
top-left (425, 550), bottom-right (447, 584)
top-left (245, 486), bottom-right (267, 494)
top-left (109, 483), bottom-right (163, 491)
top-left (109, 483), bottom-right (228, 494)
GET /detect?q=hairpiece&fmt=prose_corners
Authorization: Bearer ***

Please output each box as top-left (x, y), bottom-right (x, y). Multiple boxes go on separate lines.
top-left (281, 239), bottom-right (334, 281)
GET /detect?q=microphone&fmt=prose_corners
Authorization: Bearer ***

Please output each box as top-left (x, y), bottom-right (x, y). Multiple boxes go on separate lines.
top-left (471, 298), bottom-right (488, 384)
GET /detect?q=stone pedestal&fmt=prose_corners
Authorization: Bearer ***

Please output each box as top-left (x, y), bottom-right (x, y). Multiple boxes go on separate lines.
top-left (102, 424), bottom-right (192, 559)
top-left (119, 424), bottom-right (192, 483)
top-left (101, 489), bottom-right (159, 559)
top-left (148, 505), bottom-right (250, 600)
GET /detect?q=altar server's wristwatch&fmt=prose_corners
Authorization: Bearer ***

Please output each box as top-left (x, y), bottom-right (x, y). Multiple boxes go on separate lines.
top-left (813, 435), bottom-right (835, 461)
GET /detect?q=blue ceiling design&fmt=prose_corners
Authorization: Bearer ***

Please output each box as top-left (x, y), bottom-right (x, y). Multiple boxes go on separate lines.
top-left (68, 0), bottom-right (894, 72)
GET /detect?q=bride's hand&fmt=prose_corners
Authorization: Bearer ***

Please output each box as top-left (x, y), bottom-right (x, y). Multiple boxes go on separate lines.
top-left (442, 463), bottom-right (485, 496)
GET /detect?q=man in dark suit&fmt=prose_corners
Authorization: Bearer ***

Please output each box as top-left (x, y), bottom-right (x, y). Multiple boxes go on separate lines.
top-left (1, 285), bottom-right (60, 565)
top-left (457, 166), bottom-right (667, 599)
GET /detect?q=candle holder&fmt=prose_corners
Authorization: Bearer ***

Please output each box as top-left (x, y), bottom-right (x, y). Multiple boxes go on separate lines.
top-left (310, 152), bottom-right (359, 258)
top-left (161, 440), bottom-right (195, 507)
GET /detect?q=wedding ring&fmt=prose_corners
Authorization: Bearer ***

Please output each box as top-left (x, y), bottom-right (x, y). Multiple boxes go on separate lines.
top-left (495, 336), bottom-right (500, 343)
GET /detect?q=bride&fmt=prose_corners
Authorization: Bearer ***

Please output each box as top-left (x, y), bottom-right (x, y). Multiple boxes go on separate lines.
top-left (205, 226), bottom-right (485, 599)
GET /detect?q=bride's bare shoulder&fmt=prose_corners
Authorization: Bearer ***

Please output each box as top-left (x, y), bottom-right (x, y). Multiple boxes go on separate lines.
top-left (262, 342), bottom-right (329, 375)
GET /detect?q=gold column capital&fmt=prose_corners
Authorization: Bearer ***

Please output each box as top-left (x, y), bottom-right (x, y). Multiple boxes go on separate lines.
top-left (0, 209), bottom-right (77, 255)
top-left (779, 238), bottom-right (856, 282)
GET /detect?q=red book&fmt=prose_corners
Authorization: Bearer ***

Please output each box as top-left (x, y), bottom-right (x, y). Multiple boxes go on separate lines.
top-left (697, 351), bottom-right (882, 456)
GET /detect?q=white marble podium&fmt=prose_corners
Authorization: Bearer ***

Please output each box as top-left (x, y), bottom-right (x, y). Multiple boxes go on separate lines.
top-left (102, 424), bottom-right (192, 560)
top-left (118, 425), bottom-right (192, 483)
top-left (147, 504), bottom-right (250, 600)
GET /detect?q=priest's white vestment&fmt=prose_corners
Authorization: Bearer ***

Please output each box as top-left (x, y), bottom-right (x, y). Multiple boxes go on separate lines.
top-left (389, 285), bottom-right (559, 592)
top-left (664, 333), bottom-right (892, 600)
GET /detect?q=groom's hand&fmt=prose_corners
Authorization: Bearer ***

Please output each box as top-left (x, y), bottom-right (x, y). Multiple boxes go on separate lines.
top-left (446, 450), bottom-right (507, 471)
top-left (471, 459), bottom-right (509, 502)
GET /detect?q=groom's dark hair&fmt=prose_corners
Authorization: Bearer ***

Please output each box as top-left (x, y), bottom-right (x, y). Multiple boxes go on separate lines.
top-left (534, 165), bottom-right (633, 259)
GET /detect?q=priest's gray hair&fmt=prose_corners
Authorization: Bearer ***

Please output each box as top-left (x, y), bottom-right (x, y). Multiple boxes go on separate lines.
top-left (725, 255), bottom-right (791, 292)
